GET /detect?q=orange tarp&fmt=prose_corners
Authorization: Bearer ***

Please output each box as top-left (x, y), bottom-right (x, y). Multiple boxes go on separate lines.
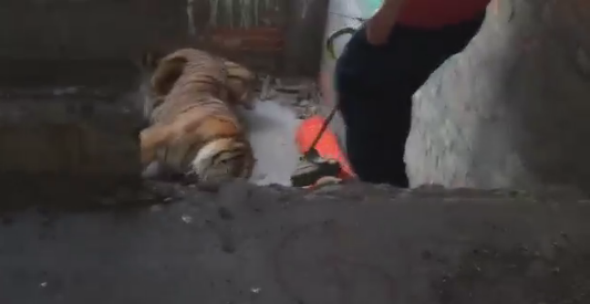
top-left (295, 115), bottom-right (355, 180)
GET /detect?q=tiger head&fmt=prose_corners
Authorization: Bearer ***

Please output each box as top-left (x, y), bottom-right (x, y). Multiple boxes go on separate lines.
top-left (189, 137), bottom-right (255, 189)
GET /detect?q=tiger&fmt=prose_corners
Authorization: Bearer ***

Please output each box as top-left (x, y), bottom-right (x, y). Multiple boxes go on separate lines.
top-left (139, 48), bottom-right (256, 188)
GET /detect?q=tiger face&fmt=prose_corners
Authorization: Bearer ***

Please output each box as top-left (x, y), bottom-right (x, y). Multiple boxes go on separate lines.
top-left (189, 137), bottom-right (255, 188)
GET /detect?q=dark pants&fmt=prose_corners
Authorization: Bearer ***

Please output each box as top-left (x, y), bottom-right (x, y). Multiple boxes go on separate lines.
top-left (335, 14), bottom-right (485, 187)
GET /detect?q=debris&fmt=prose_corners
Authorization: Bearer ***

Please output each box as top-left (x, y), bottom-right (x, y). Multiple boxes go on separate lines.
top-left (258, 74), bottom-right (274, 101)
top-left (250, 287), bottom-right (261, 294)
top-left (181, 214), bottom-right (193, 224)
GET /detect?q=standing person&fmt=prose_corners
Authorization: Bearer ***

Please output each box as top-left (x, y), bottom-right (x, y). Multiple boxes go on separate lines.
top-left (335, 0), bottom-right (491, 187)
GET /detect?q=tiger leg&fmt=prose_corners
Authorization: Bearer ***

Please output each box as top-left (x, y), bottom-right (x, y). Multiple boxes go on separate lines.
top-left (139, 124), bottom-right (173, 166)
top-left (140, 124), bottom-right (187, 179)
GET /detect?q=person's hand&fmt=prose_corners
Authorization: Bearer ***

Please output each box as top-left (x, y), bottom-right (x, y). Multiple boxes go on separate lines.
top-left (365, 19), bottom-right (391, 46)
top-left (365, 0), bottom-right (406, 46)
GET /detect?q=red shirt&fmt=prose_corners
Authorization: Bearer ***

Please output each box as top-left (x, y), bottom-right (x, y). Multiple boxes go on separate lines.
top-left (397, 0), bottom-right (491, 28)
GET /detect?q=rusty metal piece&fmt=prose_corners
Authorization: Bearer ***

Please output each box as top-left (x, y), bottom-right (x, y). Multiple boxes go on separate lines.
top-left (208, 27), bottom-right (284, 53)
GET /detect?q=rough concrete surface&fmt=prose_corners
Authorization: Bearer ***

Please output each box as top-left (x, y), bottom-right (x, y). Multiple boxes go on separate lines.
top-left (1, 182), bottom-right (590, 304)
top-left (407, 0), bottom-right (590, 192)
top-left (0, 85), bottom-right (141, 176)
top-left (0, 82), bottom-right (144, 203)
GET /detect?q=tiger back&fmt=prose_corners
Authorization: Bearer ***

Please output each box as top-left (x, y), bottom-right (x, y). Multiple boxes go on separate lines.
top-left (140, 49), bottom-right (257, 114)
top-left (140, 48), bottom-right (255, 186)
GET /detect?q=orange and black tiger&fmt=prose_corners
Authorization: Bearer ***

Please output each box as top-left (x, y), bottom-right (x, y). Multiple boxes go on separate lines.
top-left (139, 48), bottom-right (255, 188)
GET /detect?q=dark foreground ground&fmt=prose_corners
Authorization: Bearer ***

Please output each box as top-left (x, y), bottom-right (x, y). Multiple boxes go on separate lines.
top-left (1, 181), bottom-right (590, 304)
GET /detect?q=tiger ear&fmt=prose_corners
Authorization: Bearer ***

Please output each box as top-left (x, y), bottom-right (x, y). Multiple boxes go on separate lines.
top-left (150, 56), bottom-right (190, 97)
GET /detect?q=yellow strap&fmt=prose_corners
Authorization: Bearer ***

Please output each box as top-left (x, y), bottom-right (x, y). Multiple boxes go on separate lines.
top-left (325, 27), bottom-right (358, 60)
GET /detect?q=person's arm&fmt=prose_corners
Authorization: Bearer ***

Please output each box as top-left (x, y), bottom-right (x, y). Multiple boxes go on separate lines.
top-left (365, 0), bottom-right (407, 45)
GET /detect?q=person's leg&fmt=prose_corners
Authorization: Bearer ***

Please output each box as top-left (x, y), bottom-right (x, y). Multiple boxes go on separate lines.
top-left (338, 91), bottom-right (405, 184)
top-left (335, 13), bottom-right (485, 187)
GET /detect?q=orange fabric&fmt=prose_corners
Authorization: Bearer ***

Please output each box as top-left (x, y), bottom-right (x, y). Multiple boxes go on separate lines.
top-left (398, 0), bottom-right (491, 28)
top-left (295, 115), bottom-right (355, 179)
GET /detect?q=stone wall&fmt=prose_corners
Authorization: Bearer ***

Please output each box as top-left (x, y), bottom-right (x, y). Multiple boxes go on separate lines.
top-left (406, 0), bottom-right (590, 192)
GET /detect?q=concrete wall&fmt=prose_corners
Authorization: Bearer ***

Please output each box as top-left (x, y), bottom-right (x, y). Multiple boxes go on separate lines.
top-left (0, 0), bottom-right (329, 81)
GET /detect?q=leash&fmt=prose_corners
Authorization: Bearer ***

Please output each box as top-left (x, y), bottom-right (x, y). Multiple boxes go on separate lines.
top-left (304, 25), bottom-right (361, 156)
top-left (302, 102), bottom-right (338, 158)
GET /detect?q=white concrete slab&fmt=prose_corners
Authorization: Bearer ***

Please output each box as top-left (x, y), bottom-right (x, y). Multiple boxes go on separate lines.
top-left (239, 100), bottom-right (303, 187)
